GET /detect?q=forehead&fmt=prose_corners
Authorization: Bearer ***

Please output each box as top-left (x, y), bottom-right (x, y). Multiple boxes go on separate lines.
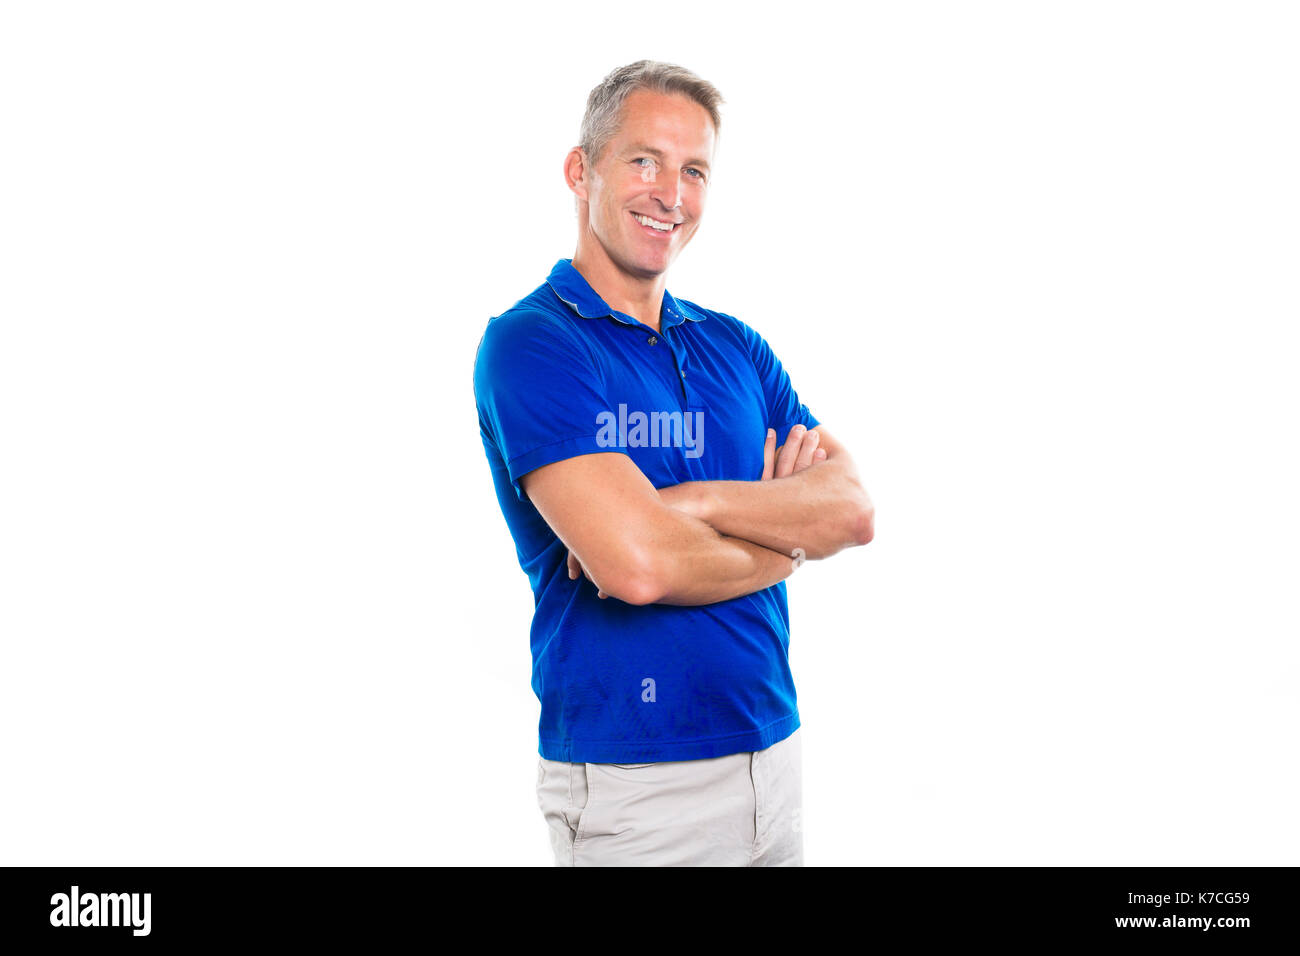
top-left (609, 89), bottom-right (716, 158)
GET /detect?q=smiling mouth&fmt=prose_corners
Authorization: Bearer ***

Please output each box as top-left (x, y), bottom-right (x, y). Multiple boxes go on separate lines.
top-left (630, 212), bottom-right (680, 234)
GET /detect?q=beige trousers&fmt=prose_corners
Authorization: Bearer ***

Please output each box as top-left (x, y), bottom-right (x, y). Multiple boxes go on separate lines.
top-left (536, 727), bottom-right (803, 866)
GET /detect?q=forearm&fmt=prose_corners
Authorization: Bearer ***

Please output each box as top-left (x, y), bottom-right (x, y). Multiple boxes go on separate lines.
top-left (639, 508), bottom-right (797, 606)
top-left (661, 457), bottom-right (873, 561)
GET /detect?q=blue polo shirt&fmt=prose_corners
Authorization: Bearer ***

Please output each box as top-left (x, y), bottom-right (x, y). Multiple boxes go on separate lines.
top-left (473, 258), bottom-right (819, 763)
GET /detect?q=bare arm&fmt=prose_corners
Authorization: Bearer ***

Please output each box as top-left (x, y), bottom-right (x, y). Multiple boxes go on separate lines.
top-left (658, 424), bottom-right (875, 561)
top-left (521, 452), bottom-right (797, 606)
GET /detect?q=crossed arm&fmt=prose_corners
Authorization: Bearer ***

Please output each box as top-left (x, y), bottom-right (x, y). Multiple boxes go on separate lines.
top-left (519, 424), bottom-right (875, 607)
top-left (659, 424), bottom-right (874, 561)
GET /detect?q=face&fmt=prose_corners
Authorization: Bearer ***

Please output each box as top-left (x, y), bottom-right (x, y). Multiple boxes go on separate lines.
top-left (573, 89), bottom-right (715, 279)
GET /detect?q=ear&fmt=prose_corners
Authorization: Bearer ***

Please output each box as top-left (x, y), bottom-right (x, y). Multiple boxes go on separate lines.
top-left (564, 147), bottom-right (589, 203)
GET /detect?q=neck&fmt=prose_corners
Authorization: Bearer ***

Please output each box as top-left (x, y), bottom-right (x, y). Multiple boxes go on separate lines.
top-left (571, 241), bottom-right (668, 334)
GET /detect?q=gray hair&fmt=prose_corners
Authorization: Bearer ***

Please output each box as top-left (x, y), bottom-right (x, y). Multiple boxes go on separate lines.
top-left (578, 60), bottom-right (724, 168)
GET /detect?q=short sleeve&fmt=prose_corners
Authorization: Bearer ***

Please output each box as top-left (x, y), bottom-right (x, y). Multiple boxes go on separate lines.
top-left (739, 320), bottom-right (820, 442)
top-left (473, 310), bottom-right (620, 501)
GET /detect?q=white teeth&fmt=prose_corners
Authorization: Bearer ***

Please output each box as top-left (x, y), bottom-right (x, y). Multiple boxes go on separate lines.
top-left (634, 214), bottom-right (674, 232)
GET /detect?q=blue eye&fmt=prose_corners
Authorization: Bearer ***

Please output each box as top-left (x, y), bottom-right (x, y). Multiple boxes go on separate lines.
top-left (635, 157), bottom-right (654, 167)
top-left (685, 168), bottom-right (703, 179)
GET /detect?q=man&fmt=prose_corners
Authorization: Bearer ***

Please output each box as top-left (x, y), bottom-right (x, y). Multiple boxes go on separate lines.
top-left (473, 60), bottom-right (874, 866)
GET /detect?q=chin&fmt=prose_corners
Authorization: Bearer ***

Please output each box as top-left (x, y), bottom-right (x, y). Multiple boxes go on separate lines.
top-left (611, 244), bottom-right (668, 275)
top-left (631, 252), bottom-right (673, 277)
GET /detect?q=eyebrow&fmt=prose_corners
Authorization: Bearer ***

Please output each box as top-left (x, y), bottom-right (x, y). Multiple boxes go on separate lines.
top-left (626, 144), bottom-right (711, 172)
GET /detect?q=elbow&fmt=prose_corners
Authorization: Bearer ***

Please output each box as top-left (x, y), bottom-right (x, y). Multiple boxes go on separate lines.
top-left (856, 509), bottom-right (875, 546)
top-left (602, 571), bottom-right (663, 606)
top-left (805, 498), bottom-right (874, 560)
top-left (617, 576), bottom-right (665, 606)
top-left (834, 473), bottom-right (875, 548)
top-left (591, 546), bottom-right (665, 606)
top-left (622, 551), bottom-right (668, 605)
top-left (852, 499), bottom-right (875, 547)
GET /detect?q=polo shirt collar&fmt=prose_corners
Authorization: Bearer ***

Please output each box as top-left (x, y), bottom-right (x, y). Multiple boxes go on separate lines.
top-left (545, 258), bottom-right (707, 328)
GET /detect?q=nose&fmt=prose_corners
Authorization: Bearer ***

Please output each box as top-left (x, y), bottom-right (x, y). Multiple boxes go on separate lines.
top-left (648, 173), bottom-right (683, 215)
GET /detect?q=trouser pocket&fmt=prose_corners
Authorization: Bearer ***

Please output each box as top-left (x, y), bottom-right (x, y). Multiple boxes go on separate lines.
top-left (537, 758), bottom-right (595, 850)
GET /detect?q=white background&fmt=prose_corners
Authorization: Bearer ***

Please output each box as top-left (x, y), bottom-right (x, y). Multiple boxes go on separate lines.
top-left (2, 1), bottom-right (1296, 866)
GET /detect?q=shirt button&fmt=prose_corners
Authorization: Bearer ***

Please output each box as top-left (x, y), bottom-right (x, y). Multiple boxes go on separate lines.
top-left (680, 369), bottom-right (687, 378)
top-left (647, 335), bottom-right (657, 346)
